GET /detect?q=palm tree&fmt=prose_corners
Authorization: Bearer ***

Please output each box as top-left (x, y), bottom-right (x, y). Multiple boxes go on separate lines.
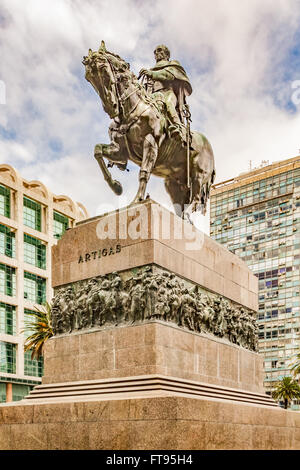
top-left (272, 376), bottom-right (300, 409)
top-left (22, 302), bottom-right (53, 360)
top-left (290, 352), bottom-right (300, 377)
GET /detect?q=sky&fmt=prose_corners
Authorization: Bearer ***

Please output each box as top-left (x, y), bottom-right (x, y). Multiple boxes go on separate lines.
top-left (0, 0), bottom-right (300, 232)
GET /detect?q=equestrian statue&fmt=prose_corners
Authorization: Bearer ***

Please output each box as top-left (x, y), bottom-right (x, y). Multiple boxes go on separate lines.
top-left (83, 41), bottom-right (215, 220)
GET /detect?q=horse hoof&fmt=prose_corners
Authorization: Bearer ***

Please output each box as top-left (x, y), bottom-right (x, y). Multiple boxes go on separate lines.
top-left (113, 180), bottom-right (123, 195)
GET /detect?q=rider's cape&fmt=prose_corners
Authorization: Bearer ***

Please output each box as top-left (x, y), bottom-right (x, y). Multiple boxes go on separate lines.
top-left (150, 60), bottom-right (192, 96)
top-left (150, 60), bottom-right (192, 124)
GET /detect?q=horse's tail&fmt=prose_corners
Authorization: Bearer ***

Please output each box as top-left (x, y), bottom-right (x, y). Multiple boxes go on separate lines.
top-left (198, 180), bottom-right (211, 216)
top-left (190, 139), bottom-right (216, 215)
top-left (202, 168), bottom-right (216, 210)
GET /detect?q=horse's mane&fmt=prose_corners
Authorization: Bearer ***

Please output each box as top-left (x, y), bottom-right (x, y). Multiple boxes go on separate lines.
top-left (106, 51), bottom-right (130, 70)
top-left (106, 51), bottom-right (151, 98)
top-left (103, 49), bottom-right (165, 117)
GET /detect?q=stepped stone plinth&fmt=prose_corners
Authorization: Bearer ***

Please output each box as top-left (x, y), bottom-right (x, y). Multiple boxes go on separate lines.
top-left (0, 201), bottom-right (299, 450)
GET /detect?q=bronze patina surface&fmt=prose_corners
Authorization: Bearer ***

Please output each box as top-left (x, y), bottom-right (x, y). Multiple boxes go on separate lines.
top-left (51, 265), bottom-right (258, 352)
top-left (83, 42), bottom-right (215, 220)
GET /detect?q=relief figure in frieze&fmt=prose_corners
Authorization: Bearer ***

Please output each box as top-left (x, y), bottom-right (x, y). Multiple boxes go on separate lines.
top-left (51, 265), bottom-right (258, 351)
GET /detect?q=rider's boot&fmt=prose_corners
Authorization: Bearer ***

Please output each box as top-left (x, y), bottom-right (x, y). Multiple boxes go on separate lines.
top-left (164, 95), bottom-right (186, 141)
top-left (167, 113), bottom-right (186, 141)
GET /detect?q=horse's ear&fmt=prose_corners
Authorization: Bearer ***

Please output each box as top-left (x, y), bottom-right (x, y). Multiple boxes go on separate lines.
top-left (99, 40), bottom-right (106, 52)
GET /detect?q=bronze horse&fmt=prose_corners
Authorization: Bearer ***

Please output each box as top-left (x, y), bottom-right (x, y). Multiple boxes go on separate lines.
top-left (83, 42), bottom-right (215, 219)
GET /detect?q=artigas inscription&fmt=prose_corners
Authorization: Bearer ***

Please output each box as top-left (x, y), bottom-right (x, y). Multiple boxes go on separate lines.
top-left (78, 244), bottom-right (121, 263)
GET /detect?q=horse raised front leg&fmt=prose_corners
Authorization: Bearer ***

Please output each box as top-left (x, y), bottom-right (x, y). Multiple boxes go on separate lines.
top-left (94, 140), bottom-right (126, 163)
top-left (94, 142), bottom-right (123, 195)
top-left (132, 134), bottom-right (158, 204)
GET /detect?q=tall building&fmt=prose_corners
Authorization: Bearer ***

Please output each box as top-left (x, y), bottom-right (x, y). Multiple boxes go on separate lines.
top-left (0, 164), bottom-right (88, 402)
top-left (210, 156), bottom-right (300, 403)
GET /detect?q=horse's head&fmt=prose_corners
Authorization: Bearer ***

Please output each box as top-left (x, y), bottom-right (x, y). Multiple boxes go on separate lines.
top-left (83, 41), bottom-right (131, 119)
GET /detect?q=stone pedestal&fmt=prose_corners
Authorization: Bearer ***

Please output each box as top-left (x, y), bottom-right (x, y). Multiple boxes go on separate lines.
top-left (1, 200), bottom-right (300, 450)
top-left (51, 199), bottom-right (257, 312)
top-left (42, 323), bottom-right (264, 394)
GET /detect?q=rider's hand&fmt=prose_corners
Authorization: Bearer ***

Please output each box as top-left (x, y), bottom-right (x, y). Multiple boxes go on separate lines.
top-left (139, 68), bottom-right (152, 78)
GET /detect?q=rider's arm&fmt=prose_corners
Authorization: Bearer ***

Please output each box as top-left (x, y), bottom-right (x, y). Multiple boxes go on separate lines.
top-left (139, 67), bottom-right (175, 82)
top-left (149, 69), bottom-right (175, 81)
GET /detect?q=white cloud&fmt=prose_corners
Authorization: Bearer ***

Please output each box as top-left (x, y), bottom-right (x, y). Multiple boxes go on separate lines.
top-left (0, 140), bottom-right (35, 163)
top-left (0, 0), bottom-right (299, 233)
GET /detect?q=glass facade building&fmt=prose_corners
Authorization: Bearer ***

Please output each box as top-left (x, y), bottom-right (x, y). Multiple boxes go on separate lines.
top-left (0, 164), bottom-right (87, 403)
top-left (0, 184), bottom-right (11, 218)
top-left (210, 156), bottom-right (300, 406)
top-left (53, 211), bottom-right (69, 240)
top-left (0, 224), bottom-right (15, 258)
top-left (23, 197), bottom-right (41, 231)
top-left (0, 302), bottom-right (16, 335)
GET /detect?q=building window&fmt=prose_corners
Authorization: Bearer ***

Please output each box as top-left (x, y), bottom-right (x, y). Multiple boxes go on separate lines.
top-left (23, 308), bottom-right (44, 376)
top-left (0, 302), bottom-right (16, 335)
top-left (23, 308), bottom-right (37, 338)
top-left (12, 384), bottom-right (32, 401)
top-left (0, 264), bottom-right (16, 297)
top-left (24, 234), bottom-right (46, 269)
top-left (23, 197), bottom-right (41, 231)
top-left (0, 224), bottom-right (15, 258)
top-left (24, 350), bottom-right (44, 377)
top-left (0, 341), bottom-right (16, 374)
top-left (53, 211), bottom-right (69, 239)
top-left (0, 382), bottom-right (6, 403)
top-left (24, 272), bottom-right (46, 304)
top-left (0, 184), bottom-right (10, 218)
